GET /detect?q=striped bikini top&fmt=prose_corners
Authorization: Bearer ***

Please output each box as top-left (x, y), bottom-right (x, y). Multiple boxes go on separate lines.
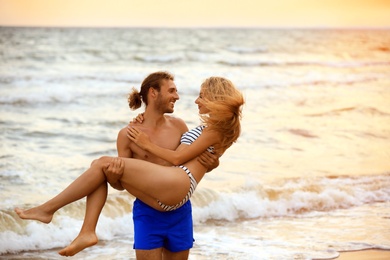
top-left (180, 125), bottom-right (214, 153)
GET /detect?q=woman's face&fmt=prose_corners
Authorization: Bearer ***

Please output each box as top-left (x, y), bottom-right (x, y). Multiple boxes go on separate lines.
top-left (195, 89), bottom-right (210, 114)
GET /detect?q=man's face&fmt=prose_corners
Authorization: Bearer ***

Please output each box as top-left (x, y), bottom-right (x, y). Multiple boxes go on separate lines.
top-left (155, 79), bottom-right (179, 114)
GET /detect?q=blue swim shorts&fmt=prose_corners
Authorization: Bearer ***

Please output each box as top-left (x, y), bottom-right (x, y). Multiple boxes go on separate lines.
top-left (132, 198), bottom-right (194, 252)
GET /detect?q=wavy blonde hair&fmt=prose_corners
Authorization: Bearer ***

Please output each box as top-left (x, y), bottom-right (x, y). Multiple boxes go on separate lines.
top-left (199, 77), bottom-right (244, 153)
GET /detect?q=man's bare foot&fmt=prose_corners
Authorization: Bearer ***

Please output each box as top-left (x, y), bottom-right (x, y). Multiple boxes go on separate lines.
top-left (14, 207), bottom-right (53, 224)
top-left (58, 233), bottom-right (98, 256)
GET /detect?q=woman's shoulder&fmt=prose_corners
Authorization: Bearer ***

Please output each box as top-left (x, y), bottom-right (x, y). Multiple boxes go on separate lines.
top-left (201, 126), bottom-right (222, 146)
top-left (202, 125), bottom-right (219, 135)
top-left (188, 125), bottom-right (220, 143)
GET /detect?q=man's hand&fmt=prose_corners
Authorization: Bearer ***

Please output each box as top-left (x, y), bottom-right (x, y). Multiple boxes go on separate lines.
top-left (197, 151), bottom-right (219, 172)
top-left (103, 157), bottom-right (125, 190)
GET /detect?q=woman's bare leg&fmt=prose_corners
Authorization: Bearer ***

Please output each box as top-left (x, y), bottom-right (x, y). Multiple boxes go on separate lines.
top-left (58, 182), bottom-right (108, 256)
top-left (15, 156), bottom-right (190, 256)
top-left (119, 158), bottom-right (190, 206)
top-left (15, 156), bottom-right (110, 223)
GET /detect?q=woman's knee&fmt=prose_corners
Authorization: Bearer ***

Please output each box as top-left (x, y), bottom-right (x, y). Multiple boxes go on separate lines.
top-left (91, 156), bottom-right (113, 168)
top-left (90, 159), bottom-right (99, 167)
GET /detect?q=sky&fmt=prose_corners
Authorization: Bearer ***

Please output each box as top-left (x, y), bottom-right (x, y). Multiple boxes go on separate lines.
top-left (1, 0), bottom-right (390, 28)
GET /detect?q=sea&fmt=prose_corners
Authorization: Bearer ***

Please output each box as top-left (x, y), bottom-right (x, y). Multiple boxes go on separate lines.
top-left (0, 27), bottom-right (389, 260)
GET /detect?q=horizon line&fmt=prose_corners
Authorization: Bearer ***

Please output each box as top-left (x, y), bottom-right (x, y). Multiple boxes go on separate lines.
top-left (1, 25), bottom-right (390, 30)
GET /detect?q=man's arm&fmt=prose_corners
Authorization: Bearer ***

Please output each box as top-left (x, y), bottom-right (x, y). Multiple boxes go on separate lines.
top-left (197, 150), bottom-right (219, 172)
top-left (104, 157), bottom-right (125, 190)
top-left (104, 127), bottom-right (132, 190)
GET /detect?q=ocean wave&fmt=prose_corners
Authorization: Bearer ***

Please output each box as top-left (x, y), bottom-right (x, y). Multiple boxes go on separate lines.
top-left (192, 174), bottom-right (390, 222)
top-left (0, 86), bottom-right (127, 106)
top-left (0, 212), bottom-right (133, 255)
top-left (3, 174), bottom-right (389, 225)
top-left (226, 46), bottom-right (267, 54)
top-left (218, 59), bottom-right (390, 68)
top-left (306, 106), bottom-right (390, 117)
top-left (0, 194), bottom-right (134, 255)
top-left (134, 54), bottom-right (184, 63)
top-left (287, 128), bottom-right (319, 138)
top-left (0, 89), bottom-right (78, 106)
top-left (0, 169), bottom-right (25, 185)
top-left (375, 46), bottom-right (390, 52)
top-left (1, 174), bottom-right (388, 255)
top-left (0, 73), bottom-right (139, 86)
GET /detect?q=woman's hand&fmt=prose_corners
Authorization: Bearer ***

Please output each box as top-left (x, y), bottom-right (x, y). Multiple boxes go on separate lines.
top-left (127, 126), bottom-right (150, 150)
top-left (130, 113), bottom-right (144, 124)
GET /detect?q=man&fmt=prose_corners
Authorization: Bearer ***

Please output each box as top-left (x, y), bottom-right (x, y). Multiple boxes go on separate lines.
top-left (104, 71), bottom-right (218, 260)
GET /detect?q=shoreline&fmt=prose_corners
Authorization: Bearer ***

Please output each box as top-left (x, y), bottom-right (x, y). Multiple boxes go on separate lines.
top-left (2, 248), bottom-right (390, 259)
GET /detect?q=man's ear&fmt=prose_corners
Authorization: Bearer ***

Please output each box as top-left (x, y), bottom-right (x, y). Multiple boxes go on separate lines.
top-left (149, 87), bottom-right (157, 99)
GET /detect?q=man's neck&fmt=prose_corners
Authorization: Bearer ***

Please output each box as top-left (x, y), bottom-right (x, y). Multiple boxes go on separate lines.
top-left (142, 109), bottom-right (168, 128)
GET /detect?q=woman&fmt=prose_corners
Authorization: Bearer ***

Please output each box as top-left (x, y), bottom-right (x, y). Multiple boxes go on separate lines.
top-left (15, 76), bottom-right (244, 256)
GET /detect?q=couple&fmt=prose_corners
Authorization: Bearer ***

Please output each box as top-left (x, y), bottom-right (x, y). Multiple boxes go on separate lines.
top-left (15, 71), bottom-right (244, 259)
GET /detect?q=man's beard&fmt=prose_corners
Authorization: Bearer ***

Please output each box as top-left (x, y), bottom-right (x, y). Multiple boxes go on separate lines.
top-left (155, 95), bottom-right (173, 114)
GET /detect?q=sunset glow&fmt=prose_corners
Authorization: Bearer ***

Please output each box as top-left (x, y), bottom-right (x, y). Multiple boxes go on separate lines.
top-left (1, 0), bottom-right (389, 28)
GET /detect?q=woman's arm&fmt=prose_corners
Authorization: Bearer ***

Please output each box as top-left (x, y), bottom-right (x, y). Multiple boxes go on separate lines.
top-left (127, 126), bottom-right (219, 166)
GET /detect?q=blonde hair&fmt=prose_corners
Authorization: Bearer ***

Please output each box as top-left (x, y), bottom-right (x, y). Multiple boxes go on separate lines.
top-left (199, 77), bottom-right (244, 153)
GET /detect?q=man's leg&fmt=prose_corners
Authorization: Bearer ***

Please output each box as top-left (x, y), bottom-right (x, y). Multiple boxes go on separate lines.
top-left (162, 201), bottom-right (193, 260)
top-left (132, 199), bottom-right (193, 260)
top-left (136, 248), bottom-right (163, 260)
top-left (163, 249), bottom-right (190, 260)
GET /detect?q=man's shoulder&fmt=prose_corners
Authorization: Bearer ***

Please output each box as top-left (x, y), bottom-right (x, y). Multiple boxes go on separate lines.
top-left (118, 125), bottom-right (128, 135)
top-left (165, 115), bottom-right (188, 131)
top-left (117, 126), bottom-right (131, 142)
top-left (164, 115), bottom-right (186, 126)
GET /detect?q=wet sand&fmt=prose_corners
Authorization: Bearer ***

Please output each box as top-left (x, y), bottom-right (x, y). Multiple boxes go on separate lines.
top-left (3, 249), bottom-right (390, 260)
top-left (336, 249), bottom-right (390, 260)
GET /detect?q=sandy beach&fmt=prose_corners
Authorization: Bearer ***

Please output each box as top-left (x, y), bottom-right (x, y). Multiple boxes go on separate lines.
top-left (336, 249), bottom-right (390, 260)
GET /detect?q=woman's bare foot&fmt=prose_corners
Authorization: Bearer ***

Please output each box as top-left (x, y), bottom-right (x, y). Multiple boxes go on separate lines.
top-left (58, 232), bottom-right (98, 256)
top-left (14, 207), bottom-right (53, 224)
